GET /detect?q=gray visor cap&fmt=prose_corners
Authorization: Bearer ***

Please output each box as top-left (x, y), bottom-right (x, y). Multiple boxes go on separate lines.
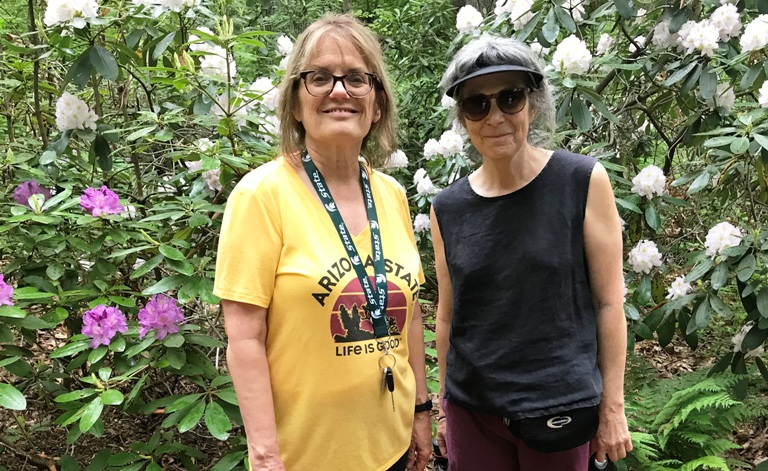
top-left (445, 64), bottom-right (544, 98)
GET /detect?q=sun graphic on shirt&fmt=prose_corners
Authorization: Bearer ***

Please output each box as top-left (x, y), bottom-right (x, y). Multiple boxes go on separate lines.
top-left (330, 278), bottom-right (407, 343)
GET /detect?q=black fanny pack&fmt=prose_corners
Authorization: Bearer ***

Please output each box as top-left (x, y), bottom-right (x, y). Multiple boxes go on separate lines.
top-left (504, 405), bottom-right (599, 453)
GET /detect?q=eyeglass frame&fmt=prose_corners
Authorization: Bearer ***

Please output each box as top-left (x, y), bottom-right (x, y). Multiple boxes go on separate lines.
top-left (458, 87), bottom-right (532, 121)
top-left (298, 70), bottom-right (382, 98)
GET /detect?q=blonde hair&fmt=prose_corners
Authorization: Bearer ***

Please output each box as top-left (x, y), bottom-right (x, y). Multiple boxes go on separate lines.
top-left (277, 14), bottom-right (396, 167)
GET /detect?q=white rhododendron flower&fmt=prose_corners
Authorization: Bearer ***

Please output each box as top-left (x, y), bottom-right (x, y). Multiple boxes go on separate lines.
top-left (200, 46), bottom-right (237, 80)
top-left (622, 282), bottom-right (628, 301)
top-left (423, 139), bottom-right (443, 159)
top-left (413, 213), bottom-right (430, 233)
top-left (441, 95), bottom-right (456, 109)
top-left (185, 161), bottom-right (222, 194)
top-left (732, 323), bottom-right (765, 358)
top-left (596, 34), bottom-right (614, 55)
top-left (212, 93), bottom-right (248, 126)
top-left (629, 35), bottom-right (646, 53)
top-left (652, 20), bottom-right (678, 49)
top-left (276, 35), bottom-right (294, 56)
top-left (681, 21), bottom-right (720, 56)
top-left (619, 217), bottom-right (626, 232)
top-left (249, 78), bottom-right (278, 111)
top-left (631, 165), bottom-right (666, 199)
top-left (628, 240), bottom-right (663, 274)
top-left (496, 0), bottom-right (534, 30)
top-left (635, 8), bottom-right (647, 21)
top-left (197, 138), bottom-right (214, 152)
top-left (44, 0), bottom-right (99, 28)
top-left (740, 15), bottom-right (768, 52)
top-left (385, 150), bottom-right (408, 169)
top-left (704, 222), bottom-right (742, 258)
top-left (456, 5), bottom-right (483, 33)
top-left (665, 276), bottom-right (692, 300)
top-left (439, 130), bottom-right (464, 156)
top-left (413, 168), bottom-right (428, 185)
top-left (708, 83), bottom-right (735, 113)
top-left (565, 0), bottom-right (585, 23)
top-left (676, 20), bottom-right (698, 52)
top-left (155, 0), bottom-right (199, 12)
top-left (416, 175), bottom-right (439, 196)
top-left (529, 41), bottom-right (549, 56)
top-left (56, 92), bottom-right (99, 131)
top-left (709, 3), bottom-right (742, 41)
top-left (552, 35), bottom-right (592, 75)
top-left (759, 81), bottom-right (768, 108)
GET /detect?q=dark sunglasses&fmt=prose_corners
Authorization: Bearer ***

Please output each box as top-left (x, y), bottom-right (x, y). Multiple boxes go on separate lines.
top-left (459, 88), bottom-right (530, 121)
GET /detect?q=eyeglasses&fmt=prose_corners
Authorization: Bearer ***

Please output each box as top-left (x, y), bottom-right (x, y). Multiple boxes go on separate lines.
top-left (459, 88), bottom-right (530, 121)
top-left (299, 70), bottom-right (380, 98)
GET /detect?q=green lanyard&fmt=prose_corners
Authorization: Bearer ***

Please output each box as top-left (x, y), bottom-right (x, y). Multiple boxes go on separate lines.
top-left (301, 150), bottom-right (390, 338)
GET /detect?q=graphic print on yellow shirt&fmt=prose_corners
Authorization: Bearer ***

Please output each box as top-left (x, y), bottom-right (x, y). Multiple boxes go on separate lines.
top-left (213, 157), bottom-right (424, 471)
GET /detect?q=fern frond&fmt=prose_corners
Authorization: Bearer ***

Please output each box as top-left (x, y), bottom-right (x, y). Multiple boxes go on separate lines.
top-left (679, 455), bottom-right (730, 471)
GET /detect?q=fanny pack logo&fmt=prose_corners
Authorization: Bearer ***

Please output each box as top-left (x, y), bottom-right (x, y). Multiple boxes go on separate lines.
top-left (546, 416), bottom-right (572, 429)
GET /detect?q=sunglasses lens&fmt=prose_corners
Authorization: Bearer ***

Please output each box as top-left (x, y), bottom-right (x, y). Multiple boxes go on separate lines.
top-left (498, 89), bottom-right (527, 114)
top-left (461, 96), bottom-right (491, 121)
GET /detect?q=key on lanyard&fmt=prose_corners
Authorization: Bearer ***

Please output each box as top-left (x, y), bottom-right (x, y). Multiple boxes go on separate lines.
top-left (379, 351), bottom-right (396, 412)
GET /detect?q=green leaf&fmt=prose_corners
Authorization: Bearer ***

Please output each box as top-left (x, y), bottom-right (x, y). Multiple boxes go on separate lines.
top-left (214, 388), bottom-right (239, 406)
top-left (663, 61), bottom-right (698, 87)
top-left (80, 398), bottom-right (104, 432)
top-left (615, 198), bottom-right (642, 214)
top-left (741, 63), bottom-right (765, 90)
top-left (178, 400), bottom-right (206, 433)
top-left (710, 260), bottom-right (729, 290)
top-left (730, 136), bottom-right (750, 154)
top-left (165, 347), bottom-right (186, 369)
top-left (685, 258), bottom-right (714, 282)
top-left (571, 96), bottom-right (592, 131)
top-left (130, 253), bottom-right (163, 279)
top-left (94, 134), bottom-right (112, 172)
top-left (699, 66), bottom-right (717, 99)
top-left (542, 9), bottom-right (560, 44)
top-left (186, 334), bottom-right (225, 348)
top-left (636, 275), bottom-right (651, 305)
top-left (141, 274), bottom-right (188, 296)
top-left (0, 306), bottom-right (27, 318)
top-left (88, 346), bottom-right (108, 365)
top-left (693, 296), bottom-right (712, 331)
top-left (757, 289), bottom-right (768, 318)
top-left (62, 50), bottom-right (93, 89)
top-left (59, 456), bottom-right (80, 471)
top-left (211, 451), bottom-right (247, 471)
top-left (554, 6), bottom-right (576, 33)
top-left (55, 388), bottom-right (98, 403)
top-left (0, 383), bottom-right (27, 410)
top-left (152, 32), bottom-right (176, 61)
top-left (124, 335), bottom-right (155, 358)
top-left (755, 357), bottom-right (768, 384)
top-left (89, 45), bottom-right (119, 82)
top-left (204, 401), bottom-right (231, 440)
top-left (669, 7), bottom-right (690, 32)
top-left (754, 134), bottom-right (768, 151)
top-left (687, 171), bottom-right (710, 195)
top-left (709, 294), bottom-right (731, 317)
top-left (644, 203), bottom-right (660, 231)
top-left (50, 341), bottom-right (91, 359)
top-left (737, 254), bottom-right (756, 282)
top-left (708, 352), bottom-right (734, 375)
top-left (614, 0), bottom-right (635, 19)
top-left (100, 390), bottom-right (124, 406)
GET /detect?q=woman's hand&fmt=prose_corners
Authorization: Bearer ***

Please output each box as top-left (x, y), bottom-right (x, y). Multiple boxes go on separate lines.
top-left (591, 401), bottom-right (632, 463)
top-left (436, 415), bottom-right (448, 458)
top-left (408, 412), bottom-right (432, 471)
top-left (249, 455), bottom-right (287, 471)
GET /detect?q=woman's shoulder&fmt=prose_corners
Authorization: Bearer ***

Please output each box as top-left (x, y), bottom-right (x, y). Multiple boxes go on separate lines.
top-left (552, 149), bottom-right (597, 168)
top-left (233, 156), bottom-right (291, 195)
top-left (370, 168), bottom-right (407, 196)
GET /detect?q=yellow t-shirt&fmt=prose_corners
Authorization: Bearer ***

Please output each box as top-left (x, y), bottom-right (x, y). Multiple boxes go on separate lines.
top-left (214, 156), bottom-right (425, 471)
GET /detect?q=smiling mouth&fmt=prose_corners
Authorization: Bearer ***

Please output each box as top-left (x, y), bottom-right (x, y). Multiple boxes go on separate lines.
top-left (324, 108), bottom-right (357, 114)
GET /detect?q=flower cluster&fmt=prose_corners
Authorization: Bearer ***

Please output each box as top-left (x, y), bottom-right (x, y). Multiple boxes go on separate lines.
top-left (200, 46), bottom-right (237, 80)
top-left (276, 35), bottom-right (294, 56)
top-left (628, 240), bottom-right (663, 274)
top-left (551, 35), bottom-right (592, 75)
top-left (423, 139), bottom-right (443, 159)
top-left (708, 83), bottom-right (735, 113)
top-left (439, 130), bottom-right (465, 156)
top-left (13, 180), bottom-right (52, 209)
top-left (136, 0), bottom-right (199, 14)
top-left (441, 94), bottom-right (456, 109)
top-left (456, 5), bottom-right (483, 33)
top-left (384, 150), bottom-right (409, 169)
top-left (704, 222), bottom-right (742, 258)
top-left (185, 161), bottom-right (222, 194)
top-left (414, 169), bottom-right (439, 196)
top-left (0, 274), bottom-right (13, 307)
top-left (629, 36), bottom-right (646, 54)
top-left (732, 323), bottom-right (764, 358)
top-left (81, 305), bottom-right (128, 348)
top-left (529, 41), bottom-right (549, 56)
top-left (564, 0), bottom-right (585, 23)
top-left (652, 20), bottom-right (678, 49)
top-left (43, 0), bottom-right (99, 28)
top-left (679, 21), bottom-right (720, 56)
top-left (55, 92), bottom-right (99, 132)
top-left (413, 213), bottom-right (430, 233)
top-left (631, 165), bottom-right (666, 199)
top-left (138, 294), bottom-right (185, 340)
top-left (80, 186), bottom-right (125, 217)
top-left (759, 81), bottom-right (768, 108)
top-left (665, 276), bottom-right (692, 301)
top-left (248, 77), bottom-right (279, 111)
top-left (709, 3), bottom-right (742, 41)
top-left (596, 34), bottom-right (614, 56)
top-left (740, 14), bottom-right (768, 52)
top-left (495, 0), bottom-right (534, 30)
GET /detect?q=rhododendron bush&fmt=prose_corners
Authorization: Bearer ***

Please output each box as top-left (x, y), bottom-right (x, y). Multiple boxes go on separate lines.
top-left (0, 0), bottom-right (766, 468)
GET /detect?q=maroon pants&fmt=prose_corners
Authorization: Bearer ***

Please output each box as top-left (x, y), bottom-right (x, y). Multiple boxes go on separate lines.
top-left (444, 400), bottom-right (591, 471)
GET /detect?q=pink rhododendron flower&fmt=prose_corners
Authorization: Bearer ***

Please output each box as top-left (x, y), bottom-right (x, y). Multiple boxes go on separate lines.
top-left (138, 294), bottom-right (185, 340)
top-left (81, 305), bottom-right (128, 348)
top-left (13, 180), bottom-right (52, 209)
top-left (0, 274), bottom-right (14, 306)
top-left (80, 186), bottom-right (125, 217)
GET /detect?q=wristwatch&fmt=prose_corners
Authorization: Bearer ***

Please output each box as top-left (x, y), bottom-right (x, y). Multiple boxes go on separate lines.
top-left (414, 399), bottom-right (433, 413)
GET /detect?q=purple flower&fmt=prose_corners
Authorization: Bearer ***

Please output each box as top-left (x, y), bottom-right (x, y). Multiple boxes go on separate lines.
top-left (0, 274), bottom-right (13, 306)
top-left (138, 294), bottom-right (185, 340)
top-left (13, 180), bottom-right (52, 209)
top-left (80, 186), bottom-right (125, 217)
top-left (81, 305), bottom-right (128, 348)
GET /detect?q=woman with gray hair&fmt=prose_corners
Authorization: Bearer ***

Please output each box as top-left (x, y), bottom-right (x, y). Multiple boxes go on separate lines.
top-left (430, 35), bottom-right (632, 470)
top-left (214, 14), bottom-right (431, 471)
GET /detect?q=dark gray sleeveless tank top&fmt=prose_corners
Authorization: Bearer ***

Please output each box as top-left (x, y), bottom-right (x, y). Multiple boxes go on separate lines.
top-left (432, 150), bottom-right (603, 419)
